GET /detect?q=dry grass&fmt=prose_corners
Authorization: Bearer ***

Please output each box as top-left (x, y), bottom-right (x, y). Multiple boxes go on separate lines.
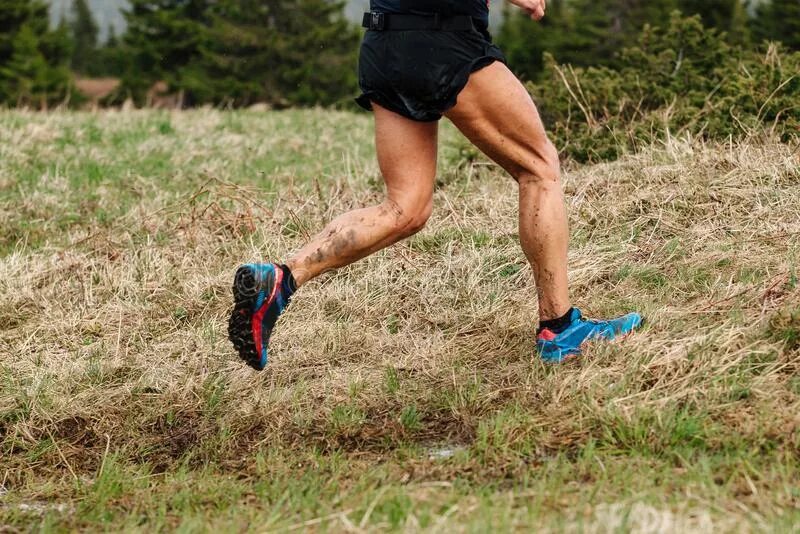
top-left (0, 109), bottom-right (799, 532)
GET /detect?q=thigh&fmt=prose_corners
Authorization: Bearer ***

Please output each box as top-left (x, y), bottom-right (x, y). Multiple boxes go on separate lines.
top-left (444, 62), bottom-right (556, 179)
top-left (373, 103), bottom-right (439, 207)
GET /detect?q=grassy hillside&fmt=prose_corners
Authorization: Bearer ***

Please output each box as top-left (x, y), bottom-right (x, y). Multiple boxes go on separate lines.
top-left (1, 110), bottom-right (798, 531)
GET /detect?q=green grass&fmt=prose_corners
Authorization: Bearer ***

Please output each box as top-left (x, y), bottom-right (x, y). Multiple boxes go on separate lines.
top-left (1, 109), bottom-right (799, 532)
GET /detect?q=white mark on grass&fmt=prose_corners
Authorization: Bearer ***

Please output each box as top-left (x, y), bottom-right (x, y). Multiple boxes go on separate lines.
top-left (3, 501), bottom-right (74, 515)
top-left (428, 446), bottom-right (464, 460)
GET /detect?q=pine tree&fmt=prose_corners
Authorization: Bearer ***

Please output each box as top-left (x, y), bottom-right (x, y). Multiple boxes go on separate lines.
top-left (194, 0), bottom-right (359, 106)
top-left (497, 0), bottom-right (573, 80)
top-left (70, 0), bottom-right (99, 75)
top-left (93, 26), bottom-right (128, 78)
top-left (0, 0), bottom-right (43, 67)
top-left (752, 0), bottom-right (800, 49)
top-left (678, 0), bottom-right (750, 43)
top-left (0, 24), bottom-right (50, 106)
top-left (569, 0), bottom-right (680, 66)
top-left (121, 0), bottom-right (358, 106)
top-left (498, 0), bottom-right (682, 75)
top-left (497, 0), bottom-right (759, 78)
top-left (120, 0), bottom-right (212, 103)
top-left (0, 0), bottom-right (72, 106)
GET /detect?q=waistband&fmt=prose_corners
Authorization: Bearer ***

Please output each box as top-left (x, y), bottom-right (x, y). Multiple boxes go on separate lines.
top-left (362, 12), bottom-right (475, 31)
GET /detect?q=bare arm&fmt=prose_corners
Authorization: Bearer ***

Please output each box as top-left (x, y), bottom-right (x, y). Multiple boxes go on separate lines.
top-left (508, 0), bottom-right (547, 20)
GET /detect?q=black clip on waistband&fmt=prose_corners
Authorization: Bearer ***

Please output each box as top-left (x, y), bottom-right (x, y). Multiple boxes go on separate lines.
top-left (368, 12), bottom-right (386, 30)
top-left (361, 11), bottom-right (474, 32)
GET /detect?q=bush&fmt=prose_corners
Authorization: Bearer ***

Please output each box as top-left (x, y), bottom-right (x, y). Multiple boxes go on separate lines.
top-left (531, 13), bottom-right (800, 162)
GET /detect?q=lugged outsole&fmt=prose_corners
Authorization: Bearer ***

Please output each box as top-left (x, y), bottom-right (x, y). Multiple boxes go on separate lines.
top-left (227, 265), bottom-right (272, 370)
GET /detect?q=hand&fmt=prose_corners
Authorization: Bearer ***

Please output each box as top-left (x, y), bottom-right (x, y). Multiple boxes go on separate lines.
top-left (508, 0), bottom-right (546, 21)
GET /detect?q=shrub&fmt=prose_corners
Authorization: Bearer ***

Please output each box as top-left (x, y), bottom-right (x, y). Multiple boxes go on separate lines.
top-left (531, 13), bottom-right (800, 162)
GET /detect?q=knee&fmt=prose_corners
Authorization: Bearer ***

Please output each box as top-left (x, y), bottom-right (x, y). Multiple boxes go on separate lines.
top-left (515, 140), bottom-right (561, 188)
top-left (385, 197), bottom-right (432, 239)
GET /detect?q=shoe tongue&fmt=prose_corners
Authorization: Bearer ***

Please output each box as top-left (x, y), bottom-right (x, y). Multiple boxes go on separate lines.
top-left (569, 308), bottom-right (582, 322)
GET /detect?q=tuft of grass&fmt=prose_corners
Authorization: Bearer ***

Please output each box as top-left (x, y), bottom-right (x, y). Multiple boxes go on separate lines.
top-left (399, 405), bottom-right (421, 432)
top-left (384, 366), bottom-right (400, 395)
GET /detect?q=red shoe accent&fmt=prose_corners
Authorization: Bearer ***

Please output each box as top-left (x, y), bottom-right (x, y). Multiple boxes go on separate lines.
top-left (538, 328), bottom-right (557, 342)
top-left (250, 269), bottom-right (283, 359)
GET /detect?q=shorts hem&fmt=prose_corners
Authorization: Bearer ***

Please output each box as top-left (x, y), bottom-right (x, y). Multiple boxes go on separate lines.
top-left (440, 54), bottom-right (506, 115)
top-left (355, 91), bottom-right (444, 122)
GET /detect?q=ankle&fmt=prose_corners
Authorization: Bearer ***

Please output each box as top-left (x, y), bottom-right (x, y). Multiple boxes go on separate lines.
top-left (538, 307), bottom-right (575, 334)
top-left (283, 260), bottom-right (306, 288)
top-left (279, 263), bottom-right (299, 295)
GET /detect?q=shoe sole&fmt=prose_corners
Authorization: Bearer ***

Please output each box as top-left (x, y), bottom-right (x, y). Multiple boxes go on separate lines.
top-left (228, 265), bottom-right (274, 370)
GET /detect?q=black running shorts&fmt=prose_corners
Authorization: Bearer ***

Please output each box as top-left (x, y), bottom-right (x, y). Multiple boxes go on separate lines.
top-left (356, 26), bottom-right (506, 122)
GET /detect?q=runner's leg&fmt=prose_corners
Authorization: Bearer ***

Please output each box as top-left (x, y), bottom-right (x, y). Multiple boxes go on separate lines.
top-left (445, 61), bottom-right (571, 321)
top-left (286, 103), bottom-right (438, 285)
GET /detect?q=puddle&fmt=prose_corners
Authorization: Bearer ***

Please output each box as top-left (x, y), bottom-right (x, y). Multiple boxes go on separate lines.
top-left (427, 445), bottom-right (465, 460)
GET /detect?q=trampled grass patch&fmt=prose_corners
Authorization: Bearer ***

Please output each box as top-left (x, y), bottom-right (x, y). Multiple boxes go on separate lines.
top-left (1, 109), bottom-right (799, 532)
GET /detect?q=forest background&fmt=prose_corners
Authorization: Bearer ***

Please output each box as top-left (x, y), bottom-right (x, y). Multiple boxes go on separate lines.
top-left (0, 0), bottom-right (798, 161)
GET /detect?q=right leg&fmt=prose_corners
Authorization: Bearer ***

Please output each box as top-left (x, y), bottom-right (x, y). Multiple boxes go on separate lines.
top-left (286, 103), bottom-right (438, 285)
top-left (445, 62), bottom-right (642, 362)
top-left (445, 62), bottom-right (570, 322)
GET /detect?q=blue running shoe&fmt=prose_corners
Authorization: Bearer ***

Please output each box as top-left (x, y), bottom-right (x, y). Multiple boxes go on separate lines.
top-left (228, 263), bottom-right (295, 370)
top-left (536, 308), bottom-right (643, 363)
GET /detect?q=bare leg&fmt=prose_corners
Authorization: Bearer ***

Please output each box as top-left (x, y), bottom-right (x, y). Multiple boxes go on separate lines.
top-left (445, 62), bottom-right (571, 321)
top-left (286, 104), bottom-right (438, 286)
